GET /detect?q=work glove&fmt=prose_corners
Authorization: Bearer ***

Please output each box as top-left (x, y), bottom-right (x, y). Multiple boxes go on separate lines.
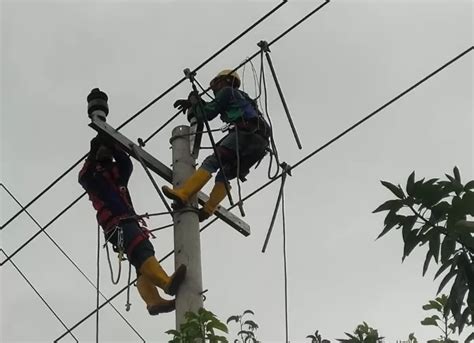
top-left (87, 136), bottom-right (101, 161)
top-left (187, 90), bottom-right (201, 105)
top-left (173, 99), bottom-right (192, 114)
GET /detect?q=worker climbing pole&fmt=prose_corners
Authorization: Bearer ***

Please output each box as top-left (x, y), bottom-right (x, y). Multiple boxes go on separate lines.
top-left (83, 87), bottom-right (250, 332)
top-left (80, 88), bottom-right (187, 317)
top-left (164, 68), bottom-right (272, 221)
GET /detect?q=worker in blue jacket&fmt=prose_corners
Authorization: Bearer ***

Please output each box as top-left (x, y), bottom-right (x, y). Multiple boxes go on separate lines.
top-left (163, 69), bottom-right (271, 220)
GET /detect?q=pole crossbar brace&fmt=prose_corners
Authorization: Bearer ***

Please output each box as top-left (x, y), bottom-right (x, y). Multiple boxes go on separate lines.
top-left (258, 40), bottom-right (302, 150)
top-left (89, 116), bottom-right (250, 236)
top-left (261, 162), bottom-right (292, 252)
top-left (131, 144), bottom-right (174, 218)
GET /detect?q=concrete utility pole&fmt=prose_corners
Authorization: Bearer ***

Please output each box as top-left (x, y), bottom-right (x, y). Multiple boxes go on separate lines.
top-left (170, 125), bottom-right (204, 328)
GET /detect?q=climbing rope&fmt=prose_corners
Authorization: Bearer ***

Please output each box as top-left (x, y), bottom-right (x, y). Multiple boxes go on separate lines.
top-left (125, 263), bottom-right (133, 312)
top-left (95, 224), bottom-right (101, 343)
top-left (234, 125), bottom-right (245, 215)
top-left (281, 190), bottom-right (289, 343)
top-left (104, 226), bottom-right (124, 285)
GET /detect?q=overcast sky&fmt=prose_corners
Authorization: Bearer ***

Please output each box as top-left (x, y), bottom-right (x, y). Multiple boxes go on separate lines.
top-left (1, 0), bottom-right (473, 342)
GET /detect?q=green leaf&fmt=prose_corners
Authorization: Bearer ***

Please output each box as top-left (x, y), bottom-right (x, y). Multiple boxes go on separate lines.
top-left (237, 330), bottom-right (253, 337)
top-left (429, 300), bottom-right (443, 312)
top-left (226, 315), bottom-right (240, 324)
top-left (423, 250), bottom-right (433, 276)
top-left (243, 320), bottom-right (259, 330)
top-left (406, 171), bottom-right (416, 196)
top-left (403, 230), bottom-right (420, 261)
top-left (373, 199), bottom-right (403, 213)
top-left (434, 255), bottom-right (456, 280)
top-left (461, 191), bottom-right (474, 216)
top-left (422, 299), bottom-right (443, 314)
top-left (165, 329), bottom-right (181, 336)
top-left (440, 236), bottom-right (457, 263)
top-left (428, 231), bottom-right (441, 263)
top-left (402, 215), bottom-right (417, 242)
top-left (453, 166), bottom-right (461, 182)
top-left (421, 316), bottom-right (438, 326)
top-left (208, 321), bottom-right (229, 333)
top-left (381, 180), bottom-right (405, 199)
top-left (437, 268), bottom-right (458, 294)
top-left (430, 201), bottom-right (451, 222)
top-left (243, 310), bottom-right (255, 316)
top-left (464, 180), bottom-right (474, 191)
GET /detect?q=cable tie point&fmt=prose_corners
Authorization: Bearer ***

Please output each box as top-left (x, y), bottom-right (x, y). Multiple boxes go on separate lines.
top-left (257, 40), bottom-right (270, 52)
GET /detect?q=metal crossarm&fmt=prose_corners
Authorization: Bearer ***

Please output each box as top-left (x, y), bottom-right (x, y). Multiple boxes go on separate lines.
top-left (89, 116), bottom-right (250, 236)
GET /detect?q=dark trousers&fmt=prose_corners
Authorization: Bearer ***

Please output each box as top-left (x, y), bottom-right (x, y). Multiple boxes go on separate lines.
top-left (105, 220), bottom-right (155, 272)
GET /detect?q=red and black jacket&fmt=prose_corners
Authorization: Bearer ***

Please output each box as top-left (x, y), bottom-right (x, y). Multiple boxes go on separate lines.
top-left (78, 147), bottom-right (136, 232)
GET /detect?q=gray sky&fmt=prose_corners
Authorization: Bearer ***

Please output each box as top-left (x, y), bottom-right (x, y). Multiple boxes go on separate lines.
top-left (1, 0), bottom-right (473, 342)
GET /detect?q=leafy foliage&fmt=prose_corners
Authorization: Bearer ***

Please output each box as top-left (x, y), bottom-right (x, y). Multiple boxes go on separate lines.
top-left (336, 322), bottom-right (384, 343)
top-left (307, 330), bottom-right (331, 343)
top-left (227, 309), bottom-right (260, 343)
top-left (374, 168), bottom-right (474, 333)
top-left (421, 295), bottom-right (458, 343)
top-left (166, 307), bottom-right (228, 343)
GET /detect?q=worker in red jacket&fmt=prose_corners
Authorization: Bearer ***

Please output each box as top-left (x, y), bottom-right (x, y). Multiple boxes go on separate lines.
top-left (79, 136), bottom-right (186, 315)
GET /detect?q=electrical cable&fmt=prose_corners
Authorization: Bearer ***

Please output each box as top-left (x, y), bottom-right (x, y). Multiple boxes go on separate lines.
top-left (0, 184), bottom-right (146, 341)
top-left (282, 190), bottom-right (289, 343)
top-left (0, 249), bottom-right (79, 343)
top-left (200, 46), bottom-right (474, 227)
top-left (96, 225), bottom-right (100, 343)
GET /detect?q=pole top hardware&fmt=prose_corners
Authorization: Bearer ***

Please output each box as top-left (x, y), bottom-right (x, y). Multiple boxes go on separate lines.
top-left (87, 88), bottom-right (109, 121)
top-left (280, 162), bottom-right (292, 177)
top-left (257, 40), bottom-right (271, 52)
top-left (183, 68), bottom-right (197, 82)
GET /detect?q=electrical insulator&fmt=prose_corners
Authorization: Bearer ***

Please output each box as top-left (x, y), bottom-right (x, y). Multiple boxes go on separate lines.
top-left (87, 88), bottom-right (109, 121)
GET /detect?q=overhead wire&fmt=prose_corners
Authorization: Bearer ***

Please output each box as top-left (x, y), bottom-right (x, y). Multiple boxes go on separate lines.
top-left (1, 0), bottom-right (288, 231)
top-left (0, 184), bottom-right (146, 341)
top-left (1, 0), bottom-right (331, 266)
top-left (282, 190), bottom-right (289, 343)
top-left (0, 249), bottom-right (79, 343)
top-left (96, 225), bottom-right (100, 343)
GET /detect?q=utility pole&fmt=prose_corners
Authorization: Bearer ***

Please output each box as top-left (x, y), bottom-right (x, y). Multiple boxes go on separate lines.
top-left (170, 125), bottom-right (203, 328)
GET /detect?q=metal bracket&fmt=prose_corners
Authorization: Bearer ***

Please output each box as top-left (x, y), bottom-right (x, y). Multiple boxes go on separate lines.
top-left (89, 115), bottom-right (250, 236)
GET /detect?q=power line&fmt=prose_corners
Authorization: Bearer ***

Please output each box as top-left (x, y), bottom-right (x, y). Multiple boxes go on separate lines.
top-left (0, 249), bottom-right (79, 343)
top-left (55, 249), bottom-right (175, 342)
top-left (218, 46), bottom-right (474, 216)
top-left (1, 0), bottom-right (331, 266)
top-left (1, 0), bottom-right (288, 231)
top-left (0, 184), bottom-right (147, 342)
top-left (1, 193), bottom-right (85, 266)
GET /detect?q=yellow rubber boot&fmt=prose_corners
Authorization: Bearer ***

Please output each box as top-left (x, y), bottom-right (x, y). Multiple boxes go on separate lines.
top-left (198, 182), bottom-right (229, 222)
top-left (136, 275), bottom-right (175, 315)
top-left (162, 168), bottom-right (211, 205)
top-left (139, 256), bottom-right (187, 296)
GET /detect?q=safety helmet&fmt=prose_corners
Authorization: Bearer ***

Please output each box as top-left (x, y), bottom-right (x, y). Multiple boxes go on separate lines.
top-left (210, 69), bottom-right (241, 89)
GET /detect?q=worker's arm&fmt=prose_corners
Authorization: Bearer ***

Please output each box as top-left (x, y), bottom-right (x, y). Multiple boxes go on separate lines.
top-left (112, 145), bottom-right (133, 184)
top-left (192, 87), bottom-right (233, 122)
